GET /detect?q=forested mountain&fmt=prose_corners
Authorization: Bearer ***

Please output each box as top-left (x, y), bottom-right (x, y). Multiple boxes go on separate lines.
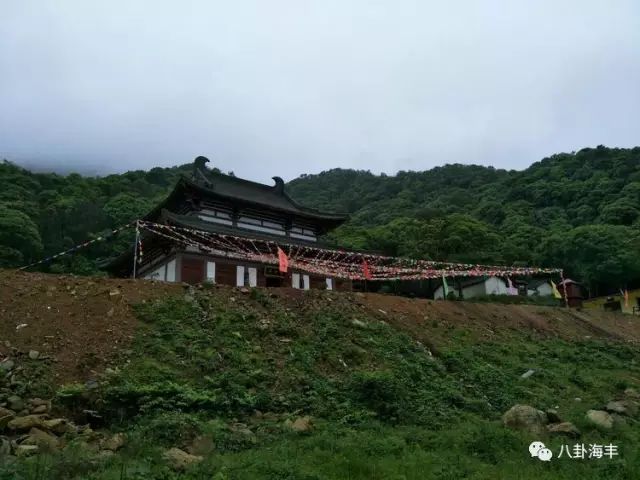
top-left (289, 146), bottom-right (640, 295)
top-left (1, 146), bottom-right (639, 295)
top-left (0, 162), bottom-right (193, 274)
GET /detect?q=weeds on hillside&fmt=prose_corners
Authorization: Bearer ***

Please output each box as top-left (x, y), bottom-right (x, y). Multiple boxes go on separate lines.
top-left (3, 290), bottom-right (640, 479)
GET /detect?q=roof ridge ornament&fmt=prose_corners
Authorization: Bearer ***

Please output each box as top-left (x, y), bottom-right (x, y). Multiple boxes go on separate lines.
top-left (272, 176), bottom-right (285, 194)
top-left (193, 156), bottom-right (212, 187)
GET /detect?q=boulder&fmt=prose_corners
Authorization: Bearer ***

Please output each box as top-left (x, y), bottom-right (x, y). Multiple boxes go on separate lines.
top-left (15, 445), bottom-right (38, 457)
top-left (611, 413), bottom-right (628, 426)
top-left (101, 433), bottom-right (126, 452)
top-left (0, 360), bottom-right (15, 372)
top-left (7, 396), bottom-right (25, 412)
top-left (31, 405), bottom-right (48, 415)
top-left (0, 407), bottom-right (15, 429)
top-left (22, 428), bottom-right (60, 451)
top-left (290, 416), bottom-right (313, 432)
top-left (547, 422), bottom-right (581, 438)
top-left (42, 418), bottom-right (73, 435)
top-left (163, 447), bottom-right (203, 471)
top-left (7, 415), bottom-right (46, 431)
top-left (546, 409), bottom-right (563, 423)
top-left (228, 423), bottom-right (257, 444)
top-left (76, 424), bottom-right (97, 439)
top-left (605, 400), bottom-right (638, 417)
top-left (502, 405), bottom-right (548, 435)
top-left (188, 435), bottom-right (216, 456)
top-left (586, 410), bottom-right (613, 429)
top-left (0, 437), bottom-right (10, 456)
top-left (28, 350), bottom-right (40, 360)
top-left (623, 388), bottom-right (640, 400)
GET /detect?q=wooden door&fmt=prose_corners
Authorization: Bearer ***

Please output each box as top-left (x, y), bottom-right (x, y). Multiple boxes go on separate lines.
top-left (181, 258), bottom-right (205, 284)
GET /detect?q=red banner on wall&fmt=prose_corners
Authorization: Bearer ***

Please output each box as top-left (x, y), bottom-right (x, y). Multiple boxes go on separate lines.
top-left (278, 247), bottom-right (289, 273)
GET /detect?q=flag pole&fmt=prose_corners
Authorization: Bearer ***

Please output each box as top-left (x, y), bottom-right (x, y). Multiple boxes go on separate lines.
top-left (132, 220), bottom-right (140, 279)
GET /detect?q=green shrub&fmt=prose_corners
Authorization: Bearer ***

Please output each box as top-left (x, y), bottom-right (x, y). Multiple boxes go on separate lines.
top-left (349, 371), bottom-right (404, 421)
top-left (133, 411), bottom-right (203, 447)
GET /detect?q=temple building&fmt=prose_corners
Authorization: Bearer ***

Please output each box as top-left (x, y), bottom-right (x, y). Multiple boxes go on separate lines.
top-left (108, 156), bottom-right (350, 290)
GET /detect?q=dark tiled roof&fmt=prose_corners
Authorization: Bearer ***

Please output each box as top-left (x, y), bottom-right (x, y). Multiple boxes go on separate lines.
top-left (182, 163), bottom-right (348, 222)
top-left (143, 166), bottom-right (348, 227)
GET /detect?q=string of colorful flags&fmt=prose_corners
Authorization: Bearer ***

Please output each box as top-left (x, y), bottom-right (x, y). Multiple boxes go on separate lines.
top-left (18, 218), bottom-right (566, 294)
top-left (136, 220), bottom-right (564, 281)
top-left (18, 222), bottom-right (136, 271)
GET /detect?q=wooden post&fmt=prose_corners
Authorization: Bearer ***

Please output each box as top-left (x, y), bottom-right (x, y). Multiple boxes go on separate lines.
top-left (560, 269), bottom-right (569, 308)
top-left (132, 220), bottom-right (140, 279)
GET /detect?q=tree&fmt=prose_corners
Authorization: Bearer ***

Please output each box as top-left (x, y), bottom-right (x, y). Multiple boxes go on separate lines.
top-left (540, 225), bottom-right (640, 293)
top-left (104, 193), bottom-right (153, 227)
top-left (599, 198), bottom-right (640, 226)
top-left (0, 205), bottom-right (43, 267)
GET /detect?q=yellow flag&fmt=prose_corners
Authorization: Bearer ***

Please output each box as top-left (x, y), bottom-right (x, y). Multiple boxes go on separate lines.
top-left (624, 290), bottom-right (629, 308)
top-left (442, 274), bottom-right (449, 298)
top-left (551, 280), bottom-right (562, 299)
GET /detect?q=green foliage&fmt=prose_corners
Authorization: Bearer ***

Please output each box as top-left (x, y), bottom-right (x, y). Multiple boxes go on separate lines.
top-left (3, 146), bottom-right (640, 291)
top-left (288, 146), bottom-right (640, 293)
top-left (103, 193), bottom-right (153, 227)
top-left (107, 292), bottom-right (640, 445)
top-left (349, 371), bottom-right (404, 421)
top-left (0, 159), bottom-right (191, 272)
top-left (132, 411), bottom-right (204, 447)
top-left (0, 204), bottom-right (43, 266)
top-left (539, 224), bottom-right (640, 292)
top-left (4, 291), bottom-right (640, 478)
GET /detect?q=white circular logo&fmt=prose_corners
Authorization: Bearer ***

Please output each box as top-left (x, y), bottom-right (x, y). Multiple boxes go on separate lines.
top-left (529, 441), bottom-right (553, 462)
top-left (538, 448), bottom-right (553, 462)
top-left (529, 441), bottom-right (545, 457)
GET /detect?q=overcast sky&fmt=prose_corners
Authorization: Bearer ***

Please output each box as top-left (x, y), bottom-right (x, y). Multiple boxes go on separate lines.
top-left (1, 1), bottom-right (639, 182)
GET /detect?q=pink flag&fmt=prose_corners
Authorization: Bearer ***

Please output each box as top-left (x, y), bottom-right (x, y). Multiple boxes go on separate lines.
top-left (362, 260), bottom-right (373, 280)
top-left (277, 247), bottom-right (288, 273)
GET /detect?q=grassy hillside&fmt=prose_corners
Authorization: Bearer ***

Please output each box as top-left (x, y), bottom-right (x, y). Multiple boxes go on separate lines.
top-left (1, 273), bottom-right (640, 479)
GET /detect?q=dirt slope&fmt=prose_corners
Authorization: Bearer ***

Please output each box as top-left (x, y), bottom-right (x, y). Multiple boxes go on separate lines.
top-left (0, 270), bottom-right (181, 383)
top-left (1, 270), bottom-right (638, 384)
